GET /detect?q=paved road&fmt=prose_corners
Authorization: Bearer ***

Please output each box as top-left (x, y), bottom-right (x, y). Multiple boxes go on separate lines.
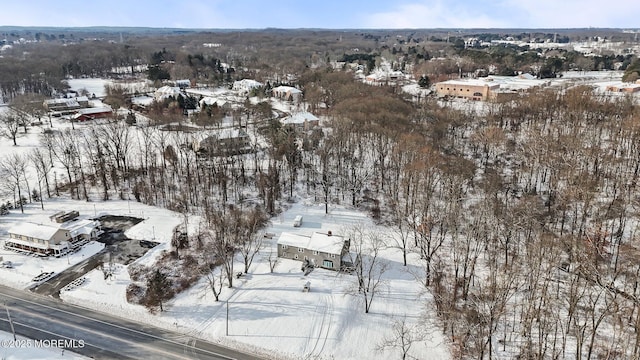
top-left (0, 285), bottom-right (263, 360)
top-left (31, 248), bottom-right (108, 298)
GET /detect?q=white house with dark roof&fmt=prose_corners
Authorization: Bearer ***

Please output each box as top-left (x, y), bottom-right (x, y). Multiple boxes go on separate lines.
top-left (277, 231), bottom-right (350, 271)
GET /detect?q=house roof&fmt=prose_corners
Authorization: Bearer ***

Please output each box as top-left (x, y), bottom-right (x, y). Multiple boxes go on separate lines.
top-left (5, 237), bottom-right (54, 250)
top-left (281, 112), bottom-right (319, 125)
top-left (233, 79), bottom-right (263, 90)
top-left (61, 219), bottom-right (99, 238)
top-left (44, 96), bottom-right (88, 106)
top-left (277, 231), bottom-right (345, 255)
top-left (217, 128), bottom-right (248, 140)
top-left (154, 86), bottom-right (181, 99)
top-left (199, 97), bottom-right (227, 107)
top-left (76, 106), bottom-right (112, 115)
top-left (272, 86), bottom-right (302, 94)
top-left (8, 222), bottom-right (62, 241)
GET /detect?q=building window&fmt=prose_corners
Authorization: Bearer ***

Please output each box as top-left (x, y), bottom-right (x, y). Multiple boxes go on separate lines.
top-left (304, 256), bottom-right (308, 261)
top-left (313, 250), bottom-right (319, 255)
top-left (298, 248), bottom-right (304, 253)
top-left (282, 244), bottom-right (288, 249)
top-left (294, 254), bottom-right (299, 260)
top-left (330, 254), bottom-right (336, 258)
top-left (323, 260), bottom-right (334, 268)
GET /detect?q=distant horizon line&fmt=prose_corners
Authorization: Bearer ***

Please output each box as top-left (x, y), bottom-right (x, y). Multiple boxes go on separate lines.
top-left (1, 25), bottom-right (638, 32)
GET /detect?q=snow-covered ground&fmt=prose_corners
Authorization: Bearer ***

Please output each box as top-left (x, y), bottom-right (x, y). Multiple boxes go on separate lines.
top-left (0, 80), bottom-right (451, 359)
top-left (65, 78), bottom-right (113, 98)
top-left (65, 78), bottom-right (153, 98)
top-left (0, 330), bottom-right (88, 360)
top-left (0, 192), bottom-right (450, 359)
top-left (60, 201), bottom-right (451, 360)
top-left (0, 198), bottom-right (183, 290)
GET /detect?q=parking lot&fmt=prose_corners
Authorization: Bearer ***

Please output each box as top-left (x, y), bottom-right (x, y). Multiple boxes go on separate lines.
top-left (30, 215), bottom-right (159, 297)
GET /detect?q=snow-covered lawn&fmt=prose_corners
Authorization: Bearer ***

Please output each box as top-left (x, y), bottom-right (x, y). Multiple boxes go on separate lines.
top-left (0, 330), bottom-right (88, 360)
top-left (60, 201), bottom-right (451, 360)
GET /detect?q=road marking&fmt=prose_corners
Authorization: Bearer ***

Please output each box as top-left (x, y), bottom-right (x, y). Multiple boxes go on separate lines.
top-left (3, 306), bottom-right (192, 360)
top-left (0, 288), bottom-right (237, 360)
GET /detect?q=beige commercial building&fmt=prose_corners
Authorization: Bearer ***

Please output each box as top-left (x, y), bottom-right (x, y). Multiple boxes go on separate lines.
top-left (436, 79), bottom-right (500, 101)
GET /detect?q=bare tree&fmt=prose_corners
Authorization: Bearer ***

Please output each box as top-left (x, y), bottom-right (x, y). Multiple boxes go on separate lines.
top-left (349, 225), bottom-right (389, 313)
top-left (0, 109), bottom-right (22, 146)
top-left (239, 206), bottom-right (269, 274)
top-left (0, 154), bottom-right (28, 213)
top-left (29, 148), bottom-right (52, 199)
top-left (377, 316), bottom-right (422, 360)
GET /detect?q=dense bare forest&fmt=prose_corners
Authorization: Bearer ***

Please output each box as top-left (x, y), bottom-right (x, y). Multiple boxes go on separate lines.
top-left (2, 27), bottom-right (640, 358)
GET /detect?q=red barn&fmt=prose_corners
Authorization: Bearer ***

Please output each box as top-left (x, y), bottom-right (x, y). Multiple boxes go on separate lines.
top-left (72, 107), bottom-right (113, 122)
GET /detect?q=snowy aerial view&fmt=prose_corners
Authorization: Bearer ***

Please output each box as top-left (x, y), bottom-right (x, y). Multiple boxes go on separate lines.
top-left (1, 1), bottom-right (640, 360)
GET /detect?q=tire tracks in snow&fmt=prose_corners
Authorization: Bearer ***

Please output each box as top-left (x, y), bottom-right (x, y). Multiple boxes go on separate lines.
top-left (305, 290), bottom-right (335, 359)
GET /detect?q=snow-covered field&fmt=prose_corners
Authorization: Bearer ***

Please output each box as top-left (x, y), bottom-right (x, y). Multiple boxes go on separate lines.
top-left (60, 201), bottom-right (451, 360)
top-left (0, 330), bottom-right (88, 360)
top-left (65, 78), bottom-right (152, 98)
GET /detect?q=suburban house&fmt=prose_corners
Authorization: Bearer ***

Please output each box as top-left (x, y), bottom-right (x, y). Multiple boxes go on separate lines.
top-left (272, 85), bottom-right (303, 102)
top-left (154, 85), bottom-right (182, 101)
top-left (72, 106), bottom-right (113, 122)
top-left (63, 218), bottom-right (102, 248)
top-left (199, 96), bottom-right (230, 110)
top-left (277, 231), bottom-right (350, 271)
top-left (194, 128), bottom-right (252, 157)
top-left (175, 79), bottom-right (192, 88)
top-left (280, 111), bottom-right (320, 131)
top-left (5, 212), bottom-right (101, 256)
top-left (232, 79), bottom-right (263, 95)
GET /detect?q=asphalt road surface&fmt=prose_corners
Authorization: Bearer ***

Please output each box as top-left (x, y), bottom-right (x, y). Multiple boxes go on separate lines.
top-left (0, 285), bottom-right (263, 360)
top-left (31, 248), bottom-right (108, 298)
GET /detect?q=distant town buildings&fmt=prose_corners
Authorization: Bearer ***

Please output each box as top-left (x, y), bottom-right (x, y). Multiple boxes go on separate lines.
top-left (435, 75), bottom-right (550, 101)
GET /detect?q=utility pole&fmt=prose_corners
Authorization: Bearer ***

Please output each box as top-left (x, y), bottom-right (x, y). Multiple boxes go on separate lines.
top-left (5, 303), bottom-right (16, 341)
top-left (226, 300), bottom-right (229, 336)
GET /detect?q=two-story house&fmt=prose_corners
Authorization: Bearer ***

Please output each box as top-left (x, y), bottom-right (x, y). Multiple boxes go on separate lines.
top-left (277, 231), bottom-right (350, 271)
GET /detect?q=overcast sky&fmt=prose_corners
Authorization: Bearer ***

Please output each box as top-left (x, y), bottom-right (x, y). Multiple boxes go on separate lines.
top-left (1, 0), bottom-right (638, 29)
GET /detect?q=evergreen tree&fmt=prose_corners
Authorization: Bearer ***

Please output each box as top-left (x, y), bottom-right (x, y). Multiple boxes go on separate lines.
top-left (145, 269), bottom-right (172, 312)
